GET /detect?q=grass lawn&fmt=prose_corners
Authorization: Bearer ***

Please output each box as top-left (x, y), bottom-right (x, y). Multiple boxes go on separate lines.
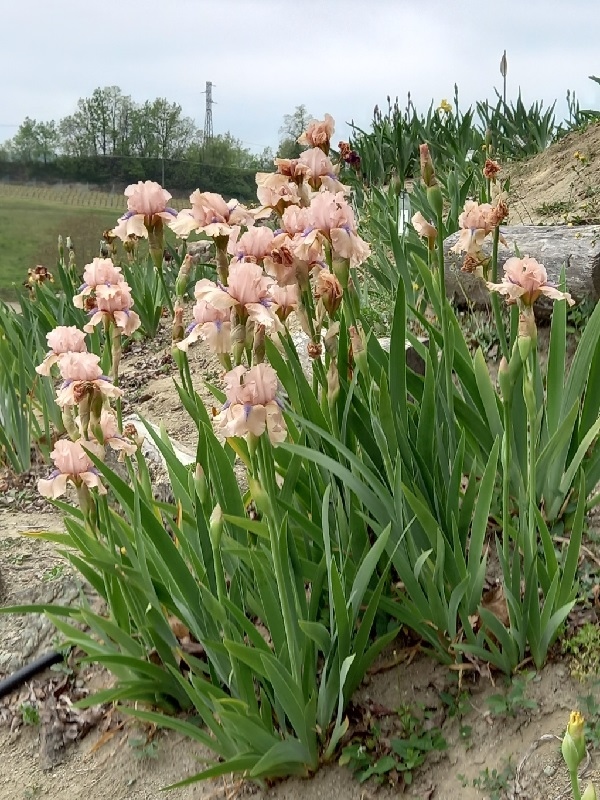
top-left (0, 185), bottom-right (193, 299)
top-left (0, 196), bottom-right (119, 299)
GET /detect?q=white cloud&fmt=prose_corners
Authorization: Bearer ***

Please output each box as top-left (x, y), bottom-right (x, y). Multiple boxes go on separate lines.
top-left (1, 0), bottom-right (599, 149)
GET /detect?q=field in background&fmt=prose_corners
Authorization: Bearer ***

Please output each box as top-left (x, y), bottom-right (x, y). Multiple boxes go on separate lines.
top-left (0, 184), bottom-right (191, 298)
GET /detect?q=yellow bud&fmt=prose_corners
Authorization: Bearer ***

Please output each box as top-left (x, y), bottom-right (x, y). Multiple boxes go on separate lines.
top-left (209, 504), bottom-right (224, 548)
top-left (568, 711), bottom-right (586, 762)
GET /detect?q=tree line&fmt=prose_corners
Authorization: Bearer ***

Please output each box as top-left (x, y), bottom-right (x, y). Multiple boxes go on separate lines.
top-left (0, 89), bottom-right (316, 199)
top-left (0, 86), bottom-right (276, 168)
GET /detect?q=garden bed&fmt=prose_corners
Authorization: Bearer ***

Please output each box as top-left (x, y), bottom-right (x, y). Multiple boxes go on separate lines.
top-left (1, 313), bottom-right (600, 800)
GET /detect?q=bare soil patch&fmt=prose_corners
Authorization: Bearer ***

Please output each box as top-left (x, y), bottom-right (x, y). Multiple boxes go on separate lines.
top-left (507, 121), bottom-right (600, 226)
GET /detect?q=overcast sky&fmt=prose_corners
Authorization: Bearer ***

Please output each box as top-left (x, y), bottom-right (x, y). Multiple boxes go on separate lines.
top-left (1, 0), bottom-right (599, 153)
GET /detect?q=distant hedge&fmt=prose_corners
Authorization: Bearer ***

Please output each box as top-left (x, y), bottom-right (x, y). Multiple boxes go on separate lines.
top-left (0, 156), bottom-right (260, 202)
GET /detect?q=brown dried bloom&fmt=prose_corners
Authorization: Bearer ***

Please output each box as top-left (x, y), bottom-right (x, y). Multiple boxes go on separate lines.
top-left (461, 253), bottom-right (486, 274)
top-left (483, 159), bottom-right (501, 181)
top-left (102, 229), bottom-right (117, 244)
top-left (307, 342), bottom-right (323, 360)
top-left (315, 270), bottom-right (343, 316)
top-left (338, 141), bottom-right (361, 168)
top-left (25, 265), bottom-right (54, 288)
top-left (486, 199), bottom-right (509, 228)
top-left (72, 381), bottom-right (95, 404)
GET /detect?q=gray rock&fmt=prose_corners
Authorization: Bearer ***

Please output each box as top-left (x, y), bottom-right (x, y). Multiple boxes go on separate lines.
top-left (444, 224), bottom-right (600, 315)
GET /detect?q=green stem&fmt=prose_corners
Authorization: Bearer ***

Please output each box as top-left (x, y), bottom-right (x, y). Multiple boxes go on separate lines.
top-left (502, 398), bottom-right (511, 555)
top-left (490, 228), bottom-right (510, 361)
top-left (525, 355), bottom-right (537, 554)
top-left (570, 768), bottom-right (582, 800)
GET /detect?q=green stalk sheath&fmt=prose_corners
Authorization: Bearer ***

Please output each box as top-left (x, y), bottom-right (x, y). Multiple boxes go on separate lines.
top-left (300, 287), bottom-right (327, 393)
top-left (258, 437), bottom-right (301, 686)
top-left (436, 213), bottom-right (454, 434)
top-left (211, 542), bottom-right (228, 607)
top-left (157, 263), bottom-right (174, 317)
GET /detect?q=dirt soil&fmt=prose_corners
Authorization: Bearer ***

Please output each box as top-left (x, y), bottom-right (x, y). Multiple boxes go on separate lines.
top-left (507, 120), bottom-right (600, 226)
top-left (3, 125), bottom-right (600, 797)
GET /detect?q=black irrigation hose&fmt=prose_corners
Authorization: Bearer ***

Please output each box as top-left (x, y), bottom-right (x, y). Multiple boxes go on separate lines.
top-left (0, 650), bottom-right (66, 699)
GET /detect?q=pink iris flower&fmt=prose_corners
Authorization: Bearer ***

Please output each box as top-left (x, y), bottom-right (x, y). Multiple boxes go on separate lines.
top-left (216, 363), bottom-right (286, 444)
top-left (36, 326), bottom-right (88, 376)
top-left (83, 281), bottom-right (141, 336)
top-left (112, 181), bottom-right (178, 241)
top-left (487, 256), bottom-right (574, 307)
top-left (55, 352), bottom-right (122, 407)
top-left (38, 439), bottom-right (106, 499)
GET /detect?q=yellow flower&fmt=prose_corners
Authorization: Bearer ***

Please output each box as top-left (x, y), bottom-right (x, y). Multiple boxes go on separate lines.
top-left (438, 99), bottom-right (452, 114)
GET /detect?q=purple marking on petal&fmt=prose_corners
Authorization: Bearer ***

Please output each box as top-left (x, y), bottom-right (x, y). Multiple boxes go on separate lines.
top-left (165, 207), bottom-right (178, 216)
top-left (243, 403), bottom-right (253, 420)
top-left (48, 469), bottom-right (60, 479)
top-left (87, 307), bottom-right (98, 316)
top-left (99, 375), bottom-right (114, 382)
top-left (186, 322), bottom-right (197, 334)
top-left (122, 210), bottom-right (135, 221)
top-left (301, 226), bottom-right (315, 237)
top-left (215, 320), bottom-right (222, 331)
top-left (273, 228), bottom-right (284, 236)
top-left (78, 283), bottom-right (88, 291)
top-left (260, 298), bottom-right (271, 308)
top-left (222, 400), bottom-right (231, 410)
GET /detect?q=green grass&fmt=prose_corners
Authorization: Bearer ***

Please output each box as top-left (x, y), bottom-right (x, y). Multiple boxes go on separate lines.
top-left (0, 185), bottom-right (191, 299)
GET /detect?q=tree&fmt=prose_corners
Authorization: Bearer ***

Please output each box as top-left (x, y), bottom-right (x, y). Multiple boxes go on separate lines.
top-left (9, 118), bottom-right (58, 162)
top-left (35, 122), bottom-right (59, 163)
top-left (277, 104), bottom-right (312, 159)
top-left (59, 87), bottom-right (136, 157)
